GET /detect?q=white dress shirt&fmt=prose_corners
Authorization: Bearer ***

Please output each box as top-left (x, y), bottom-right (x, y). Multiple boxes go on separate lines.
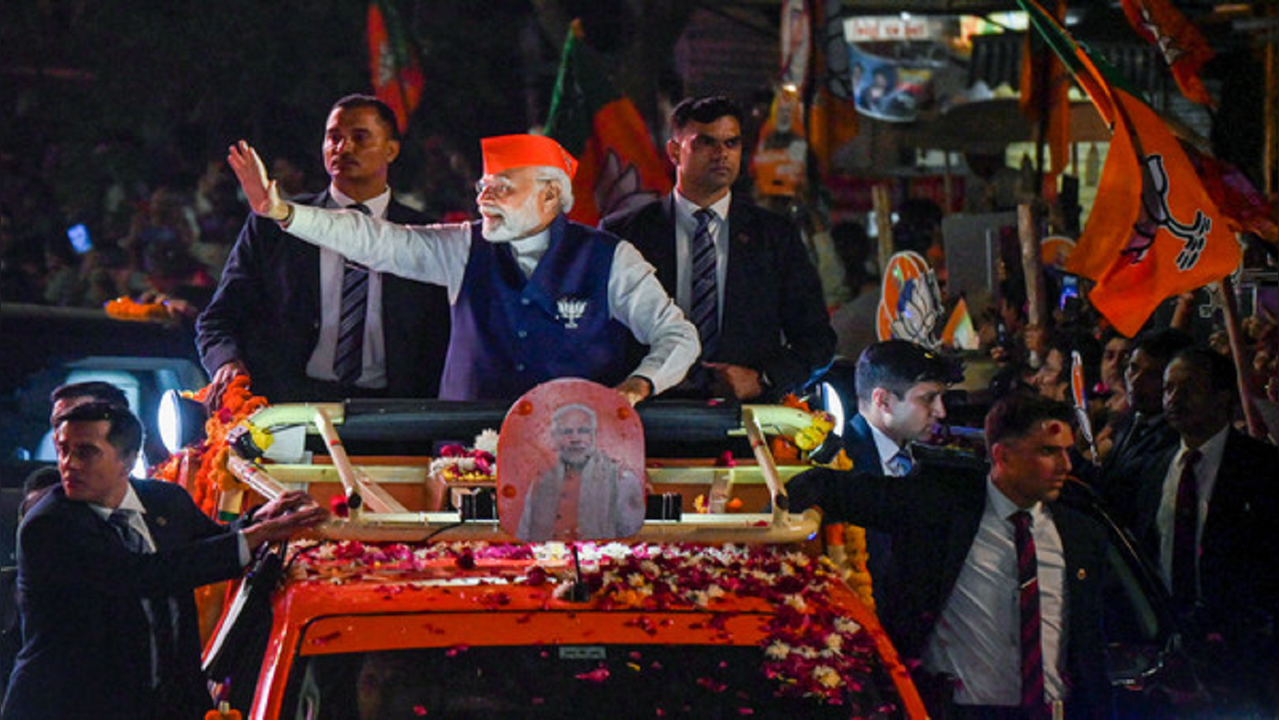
top-left (672, 190), bottom-right (732, 325)
top-left (869, 423), bottom-right (911, 477)
top-left (287, 204), bottom-right (699, 394)
top-left (304, 186), bottom-right (391, 388)
top-left (1156, 425), bottom-right (1227, 596)
top-left (922, 478), bottom-right (1067, 706)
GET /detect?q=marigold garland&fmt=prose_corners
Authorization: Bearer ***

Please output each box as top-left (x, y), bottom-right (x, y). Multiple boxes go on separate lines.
top-left (777, 397), bottom-right (874, 609)
top-left (104, 296), bottom-right (171, 322)
top-left (152, 375), bottom-right (269, 518)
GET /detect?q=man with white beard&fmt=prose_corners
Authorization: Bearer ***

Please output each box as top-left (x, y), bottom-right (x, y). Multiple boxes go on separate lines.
top-left (227, 134), bottom-right (698, 404)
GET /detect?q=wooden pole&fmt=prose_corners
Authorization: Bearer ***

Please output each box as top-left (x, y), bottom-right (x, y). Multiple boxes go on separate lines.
top-left (943, 151), bottom-right (954, 213)
top-left (1215, 276), bottom-right (1265, 438)
top-left (1018, 203), bottom-right (1046, 366)
top-left (872, 184), bottom-right (894, 277)
top-left (1266, 2), bottom-right (1277, 197)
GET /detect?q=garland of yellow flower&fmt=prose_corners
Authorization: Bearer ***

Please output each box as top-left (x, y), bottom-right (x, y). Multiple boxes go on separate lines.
top-left (779, 395), bottom-right (874, 611)
top-left (152, 375), bottom-right (269, 519)
top-left (104, 296), bottom-right (171, 322)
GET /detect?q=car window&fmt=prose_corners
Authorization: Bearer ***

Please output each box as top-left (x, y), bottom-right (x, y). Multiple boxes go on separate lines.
top-left (284, 642), bottom-right (903, 718)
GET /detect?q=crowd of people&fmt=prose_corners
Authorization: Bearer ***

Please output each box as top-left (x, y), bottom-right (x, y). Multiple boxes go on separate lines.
top-left (2, 89), bottom-right (1277, 717)
top-left (0, 129), bottom-right (476, 317)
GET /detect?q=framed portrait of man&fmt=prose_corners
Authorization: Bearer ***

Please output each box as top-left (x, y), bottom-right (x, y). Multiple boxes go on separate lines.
top-left (497, 379), bottom-right (646, 543)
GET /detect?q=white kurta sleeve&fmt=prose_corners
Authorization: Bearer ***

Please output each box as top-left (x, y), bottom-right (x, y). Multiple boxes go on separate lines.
top-left (607, 241), bottom-right (700, 394)
top-left (287, 204), bottom-right (472, 302)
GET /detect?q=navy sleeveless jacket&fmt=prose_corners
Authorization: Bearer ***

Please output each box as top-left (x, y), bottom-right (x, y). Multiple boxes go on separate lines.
top-left (439, 215), bottom-right (632, 400)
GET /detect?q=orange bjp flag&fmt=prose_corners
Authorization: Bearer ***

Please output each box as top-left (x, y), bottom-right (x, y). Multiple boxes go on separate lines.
top-left (1018, 0), bottom-right (1237, 337)
top-left (1119, 0), bottom-right (1215, 106)
top-left (367, 1), bottom-right (424, 133)
top-left (543, 21), bottom-right (672, 226)
top-left (1066, 87), bottom-right (1238, 336)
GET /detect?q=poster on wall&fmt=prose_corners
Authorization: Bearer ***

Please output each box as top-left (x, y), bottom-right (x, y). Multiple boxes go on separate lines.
top-left (844, 16), bottom-right (950, 123)
top-left (751, 85), bottom-right (808, 197)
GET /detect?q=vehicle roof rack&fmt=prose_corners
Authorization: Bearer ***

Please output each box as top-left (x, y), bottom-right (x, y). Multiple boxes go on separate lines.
top-left (228, 402), bottom-right (823, 545)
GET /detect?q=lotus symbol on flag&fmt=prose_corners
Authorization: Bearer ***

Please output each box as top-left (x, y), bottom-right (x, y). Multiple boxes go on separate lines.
top-left (877, 251), bottom-right (942, 348)
top-left (595, 151), bottom-right (662, 220)
top-left (1135, 5), bottom-right (1185, 68)
top-left (1131, 154), bottom-right (1211, 271)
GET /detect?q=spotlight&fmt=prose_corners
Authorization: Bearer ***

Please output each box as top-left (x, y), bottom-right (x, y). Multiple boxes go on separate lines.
top-left (158, 389), bottom-right (208, 454)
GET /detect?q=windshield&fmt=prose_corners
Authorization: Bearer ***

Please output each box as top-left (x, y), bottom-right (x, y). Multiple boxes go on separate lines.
top-left (284, 642), bottom-right (904, 718)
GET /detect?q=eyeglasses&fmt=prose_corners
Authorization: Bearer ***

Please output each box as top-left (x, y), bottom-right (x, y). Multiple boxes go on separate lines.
top-left (474, 176), bottom-right (519, 200)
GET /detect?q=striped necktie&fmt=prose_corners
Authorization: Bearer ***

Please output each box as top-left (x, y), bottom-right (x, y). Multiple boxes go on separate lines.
top-left (888, 448), bottom-right (914, 476)
top-left (334, 202), bottom-right (371, 386)
top-left (690, 208), bottom-right (719, 358)
top-left (1011, 510), bottom-right (1048, 718)
top-left (1172, 448), bottom-right (1202, 607)
top-left (108, 509), bottom-right (147, 553)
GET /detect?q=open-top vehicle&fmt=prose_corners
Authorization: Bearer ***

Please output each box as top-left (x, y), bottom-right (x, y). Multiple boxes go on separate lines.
top-left (174, 380), bottom-right (925, 718)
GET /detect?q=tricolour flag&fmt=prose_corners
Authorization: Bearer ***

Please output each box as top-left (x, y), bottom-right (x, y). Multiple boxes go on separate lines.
top-left (1018, 0), bottom-right (1239, 337)
top-left (543, 20), bottom-right (672, 226)
top-left (1119, 0), bottom-right (1215, 106)
top-left (367, 0), bottom-right (424, 134)
top-left (941, 297), bottom-right (980, 351)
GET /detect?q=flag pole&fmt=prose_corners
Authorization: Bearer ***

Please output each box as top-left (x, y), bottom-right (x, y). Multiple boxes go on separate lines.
top-left (1266, 1), bottom-right (1277, 197)
top-left (1214, 275), bottom-right (1265, 439)
top-left (873, 184), bottom-right (894, 277)
top-left (1018, 203), bottom-right (1046, 367)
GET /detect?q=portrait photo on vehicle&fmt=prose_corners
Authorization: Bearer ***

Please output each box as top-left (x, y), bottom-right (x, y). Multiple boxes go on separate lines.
top-left (497, 379), bottom-right (646, 543)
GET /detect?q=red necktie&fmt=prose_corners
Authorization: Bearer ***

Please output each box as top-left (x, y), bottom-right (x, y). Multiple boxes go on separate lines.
top-left (1172, 448), bottom-right (1202, 607)
top-left (1012, 510), bottom-right (1048, 718)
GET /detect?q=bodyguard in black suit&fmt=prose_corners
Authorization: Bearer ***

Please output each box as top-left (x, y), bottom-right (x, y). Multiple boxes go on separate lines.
top-left (197, 94), bottom-right (449, 404)
top-left (841, 341), bottom-right (961, 475)
top-left (1129, 347), bottom-right (1278, 711)
top-left (789, 393), bottom-right (1112, 719)
top-left (2, 400), bottom-right (325, 718)
top-left (602, 95), bottom-right (834, 402)
top-left (1091, 328), bottom-right (1192, 525)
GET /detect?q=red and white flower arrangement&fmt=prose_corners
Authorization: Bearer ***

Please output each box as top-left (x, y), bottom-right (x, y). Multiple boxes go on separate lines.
top-left (428, 429), bottom-right (498, 484)
top-left (290, 540), bottom-right (899, 711)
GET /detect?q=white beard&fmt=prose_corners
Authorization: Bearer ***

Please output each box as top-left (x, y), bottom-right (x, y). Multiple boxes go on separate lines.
top-left (480, 191), bottom-right (543, 242)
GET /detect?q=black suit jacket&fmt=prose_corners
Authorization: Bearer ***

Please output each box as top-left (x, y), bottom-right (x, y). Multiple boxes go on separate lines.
top-left (602, 195), bottom-right (835, 400)
top-left (3, 480), bottom-right (245, 719)
top-left (841, 413), bottom-right (896, 599)
top-left (788, 465), bottom-right (1113, 718)
top-left (1131, 428), bottom-right (1279, 643)
top-left (844, 413), bottom-right (886, 474)
top-left (196, 192), bottom-right (450, 403)
top-left (1093, 412), bottom-right (1178, 529)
